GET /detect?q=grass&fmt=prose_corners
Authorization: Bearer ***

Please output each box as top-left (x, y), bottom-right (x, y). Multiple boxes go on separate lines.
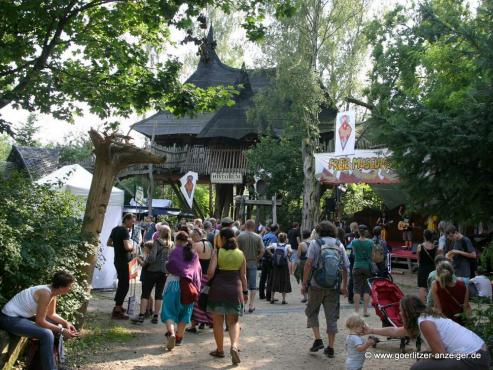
top-left (64, 312), bottom-right (135, 368)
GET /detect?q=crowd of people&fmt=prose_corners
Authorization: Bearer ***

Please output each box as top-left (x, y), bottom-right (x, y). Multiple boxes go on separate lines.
top-left (0, 212), bottom-right (491, 370)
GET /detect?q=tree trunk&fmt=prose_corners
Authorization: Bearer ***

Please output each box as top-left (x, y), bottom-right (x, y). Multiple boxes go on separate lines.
top-left (301, 138), bottom-right (320, 231)
top-left (78, 129), bottom-right (165, 322)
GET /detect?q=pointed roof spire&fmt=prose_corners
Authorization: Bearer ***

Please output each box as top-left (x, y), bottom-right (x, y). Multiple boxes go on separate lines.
top-left (199, 26), bottom-right (218, 64)
top-left (207, 26), bottom-right (214, 44)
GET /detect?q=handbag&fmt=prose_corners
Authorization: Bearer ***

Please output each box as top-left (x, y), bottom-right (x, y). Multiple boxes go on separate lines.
top-left (180, 277), bottom-right (199, 305)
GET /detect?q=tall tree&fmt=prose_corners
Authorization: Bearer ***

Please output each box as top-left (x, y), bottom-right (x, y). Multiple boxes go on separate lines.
top-left (0, 0), bottom-right (296, 321)
top-left (248, 0), bottom-right (369, 230)
top-left (364, 0), bottom-right (493, 223)
top-left (0, 0), bottom-right (294, 136)
top-left (15, 113), bottom-right (40, 147)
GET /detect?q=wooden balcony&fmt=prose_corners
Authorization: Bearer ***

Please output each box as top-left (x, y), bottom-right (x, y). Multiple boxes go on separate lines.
top-left (118, 143), bottom-right (250, 178)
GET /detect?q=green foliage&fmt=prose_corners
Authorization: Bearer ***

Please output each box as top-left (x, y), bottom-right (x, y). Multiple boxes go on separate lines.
top-left (480, 241), bottom-right (493, 273)
top-left (56, 133), bottom-right (94, 165)
top-left (466, 300), bottom-right (493, 358)
top-left (0, 133), bottom-right (11, 160)
top-left (245, 136), bottom-right (303, 199)
top-left (365, 0), bottom-right (493, 223)
top-left (0, 174), bottom-right (91, 321)
top-left (341, 184), bottom-right (383, 217)
top-left (14, 113), bottom-right (40, 147)
top-left (0, 0), bottom-right (295, 135)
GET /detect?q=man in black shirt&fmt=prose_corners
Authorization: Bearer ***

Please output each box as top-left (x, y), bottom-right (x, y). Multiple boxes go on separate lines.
top-left (107, 213), bottom-right (135, 319)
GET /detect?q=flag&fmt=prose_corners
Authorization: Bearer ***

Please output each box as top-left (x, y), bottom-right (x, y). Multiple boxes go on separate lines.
top-left (335, 111), bottom-right (356, 156)
top-left (179, 171), bottom-right (198, 209)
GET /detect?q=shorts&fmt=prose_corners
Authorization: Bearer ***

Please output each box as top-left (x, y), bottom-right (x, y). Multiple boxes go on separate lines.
top-left (246, 262), bottom-right (257, 290)
top-left (352, 268), bottom-right (371, 295)
top-left (290, 252), bottom-right (298, 264)
top-left (402, 230), bottom-right (413, 241)
top-left (141, 271), bottom-right (167, 300)
top-left (305, 286), bottom-right (339, 334)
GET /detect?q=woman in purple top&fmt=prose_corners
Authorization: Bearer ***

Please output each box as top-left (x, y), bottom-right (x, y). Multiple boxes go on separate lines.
top-left (161, 231), bottom-right (201, 351)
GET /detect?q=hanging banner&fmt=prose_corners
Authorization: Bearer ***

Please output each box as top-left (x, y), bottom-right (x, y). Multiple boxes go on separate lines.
top-left (334, 111), bottom-right (356, 156)
top-left (315, 149), bottom-right (399, 184)
top-left (135, 186), bottom-right (144, 206)
top-left (179, 171), bottom-right (198, 209)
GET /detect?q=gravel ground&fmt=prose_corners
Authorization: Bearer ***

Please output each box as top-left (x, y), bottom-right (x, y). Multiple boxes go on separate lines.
top-left (75, 270), bottom-right (421, 370)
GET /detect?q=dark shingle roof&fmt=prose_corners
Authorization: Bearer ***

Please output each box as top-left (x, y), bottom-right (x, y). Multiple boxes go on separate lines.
top-left (7, 145), bottom-right (60, 180)
top-left (132, 27), bottom-right (336, 140)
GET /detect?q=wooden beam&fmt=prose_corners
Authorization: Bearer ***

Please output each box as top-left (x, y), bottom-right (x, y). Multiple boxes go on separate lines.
top-left (244, 199), bottom-right (282, 206)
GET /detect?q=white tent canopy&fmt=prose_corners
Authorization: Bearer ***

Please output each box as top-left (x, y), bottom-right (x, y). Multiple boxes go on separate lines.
top-left (37, 164), bottom-right (124, 289)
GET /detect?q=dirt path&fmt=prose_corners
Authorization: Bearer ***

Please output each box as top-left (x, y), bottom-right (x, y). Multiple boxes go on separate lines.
top-left (76, 272), bottom-right (420, 370)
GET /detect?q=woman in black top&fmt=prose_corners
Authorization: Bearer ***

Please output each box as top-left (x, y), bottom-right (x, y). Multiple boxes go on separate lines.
top-left (417, 229), bottom-right (437, 302)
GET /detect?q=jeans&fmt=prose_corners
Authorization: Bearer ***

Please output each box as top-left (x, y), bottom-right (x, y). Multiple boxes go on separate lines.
top-left (246, 261), bottom-right (258, 291)
top-left (114, 263), bottom-right (130, 306)
top-left (0, 313), bottom-right (55, 370)
top-left (348, 252), bottom-right (355, 302)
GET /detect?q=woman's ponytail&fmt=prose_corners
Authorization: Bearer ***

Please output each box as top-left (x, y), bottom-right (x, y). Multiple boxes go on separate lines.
top-left (183, 242), bottom-right (194, 261)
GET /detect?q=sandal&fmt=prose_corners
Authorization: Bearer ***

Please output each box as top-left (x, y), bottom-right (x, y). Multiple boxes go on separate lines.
top-left (209, 349), bottom-right (225, 358)
top-left (230, 347), bottom-right (241, 364)
top-left (185, 327), bottom-right (198, 333)
top-left (151, 315), bottom-right (158, 324)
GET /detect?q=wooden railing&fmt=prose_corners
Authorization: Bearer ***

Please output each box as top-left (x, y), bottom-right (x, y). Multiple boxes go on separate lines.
top-left (118, 143), bottom-right (250, 177)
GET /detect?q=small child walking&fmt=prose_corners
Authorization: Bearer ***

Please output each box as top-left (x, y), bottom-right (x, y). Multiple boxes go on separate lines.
top-left (345, 314), bottom-right (378, 370)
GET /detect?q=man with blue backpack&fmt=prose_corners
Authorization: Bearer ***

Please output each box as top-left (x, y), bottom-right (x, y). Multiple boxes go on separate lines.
top-left (302, 221), bottom-right (349, 358)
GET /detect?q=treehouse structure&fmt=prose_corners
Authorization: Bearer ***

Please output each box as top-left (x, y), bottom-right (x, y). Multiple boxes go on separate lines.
top-left (122, 27), bottom-right (336, 219)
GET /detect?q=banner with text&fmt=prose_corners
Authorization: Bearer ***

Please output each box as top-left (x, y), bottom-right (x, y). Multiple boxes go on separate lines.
top-left (315, 149), bottom-right (399, 184)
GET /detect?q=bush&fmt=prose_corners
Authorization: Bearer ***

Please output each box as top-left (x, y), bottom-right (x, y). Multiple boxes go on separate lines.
top-left (467, 300), bottom-right (493, 359)
top-left (0, 173), bottom-right (91, 321)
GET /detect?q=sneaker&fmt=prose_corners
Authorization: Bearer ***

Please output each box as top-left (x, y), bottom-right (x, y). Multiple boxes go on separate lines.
top-left (131, 314), bottom-right (145, 324)
top-left (309, 339), bottom-right (324, 352)
top-left (111, 309), bottom-right (129, 320)
top-left (301, 298), bottom-right (308, 303)
top-left (324, 346), bottom-right (334, 358)
top-left (166, 335), bottom-right (176, 351)
top-left (151, 314), bottom-right (158, 324)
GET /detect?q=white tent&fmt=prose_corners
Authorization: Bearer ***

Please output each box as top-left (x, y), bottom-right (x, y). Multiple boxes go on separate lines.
top-left (37, 164), bottom-right (124, 289)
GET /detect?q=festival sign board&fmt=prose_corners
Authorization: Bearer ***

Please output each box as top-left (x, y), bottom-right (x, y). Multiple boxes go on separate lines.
top-left (315, 149), bottom-right (399, 184)
top-left (211, 172), bottom-right (243, 184)
top-left (334, 111), bottom-right (356, 156)
top-left (179, 171), bottom-right (198, 208)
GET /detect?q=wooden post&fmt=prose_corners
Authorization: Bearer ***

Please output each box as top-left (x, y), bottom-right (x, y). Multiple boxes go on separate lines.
top-left (272, 194), bottom-right (277, 225)
top-left (79, 129), bottom-right (165, 321)
top-left (209, 182), bottom-right (213, 218)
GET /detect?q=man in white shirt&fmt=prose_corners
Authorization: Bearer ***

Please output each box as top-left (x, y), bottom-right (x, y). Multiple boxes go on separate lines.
top-left (469, 268), bottom-right (492, 301)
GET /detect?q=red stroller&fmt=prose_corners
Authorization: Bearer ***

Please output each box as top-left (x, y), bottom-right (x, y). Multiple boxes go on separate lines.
top-left (368, 277), bottom-right (421, 352)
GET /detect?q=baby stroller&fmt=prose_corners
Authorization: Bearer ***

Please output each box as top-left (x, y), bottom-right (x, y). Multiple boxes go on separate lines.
top-left (368, 277), bottom-right (421, 352)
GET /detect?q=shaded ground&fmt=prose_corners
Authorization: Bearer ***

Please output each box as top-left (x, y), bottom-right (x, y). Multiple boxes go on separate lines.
top-left (69, 270), bottom-right (421, 370)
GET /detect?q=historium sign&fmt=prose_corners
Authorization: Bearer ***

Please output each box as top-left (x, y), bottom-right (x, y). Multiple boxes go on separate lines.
top-left (211, 172), bottom-right (243, 184)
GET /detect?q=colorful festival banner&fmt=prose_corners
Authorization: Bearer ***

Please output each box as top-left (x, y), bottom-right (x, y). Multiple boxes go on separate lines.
top-left (179, 171), bottom-right (198, 209)
top-left (315, 149), bottom-right (399, 184)
top-left (334, 111), bottom-right (356, 156)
